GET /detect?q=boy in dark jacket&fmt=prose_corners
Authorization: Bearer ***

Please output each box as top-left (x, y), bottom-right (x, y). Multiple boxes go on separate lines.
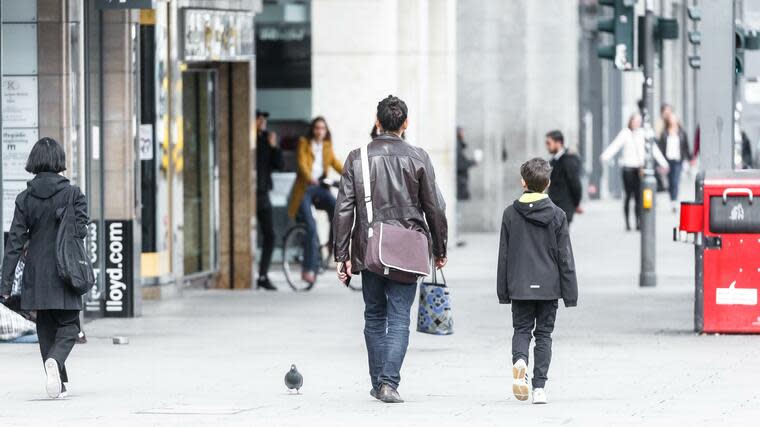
top-left (497, 157), bottom-right (578, 404)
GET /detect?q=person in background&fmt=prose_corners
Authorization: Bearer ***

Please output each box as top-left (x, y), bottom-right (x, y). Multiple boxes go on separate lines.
top-left (545, 130), bottom-right (583, 224)
top-left (601, 112), bottom-right (668, 231)
top-left (658, 113), bottom-right (692, 211)
top-left (0, 137), bottom-right (88, 399)
top-left (255, 110), bottom-right (283, 291)
top-left (456, 126), bottom-right (480, 246)
top-left (288, 117), bottom-right (343, 284)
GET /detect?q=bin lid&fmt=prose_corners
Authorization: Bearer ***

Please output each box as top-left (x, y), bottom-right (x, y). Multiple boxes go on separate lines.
top-left (704, 170), bottom-right (760, 187)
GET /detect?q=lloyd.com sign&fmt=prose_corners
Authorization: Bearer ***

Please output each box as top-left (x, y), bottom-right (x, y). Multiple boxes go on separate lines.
top-left (104, 220), bottom-right (134, 317)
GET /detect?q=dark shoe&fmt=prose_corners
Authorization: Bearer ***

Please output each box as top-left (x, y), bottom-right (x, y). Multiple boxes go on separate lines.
top-left (370, 388), bottom-right (380, 400)
top-left (257, 276), bottom-right (277, 291)
top-left (378, 384), bottom-right (404, 403)
top-left (60, 383), bottom-right (68, 398)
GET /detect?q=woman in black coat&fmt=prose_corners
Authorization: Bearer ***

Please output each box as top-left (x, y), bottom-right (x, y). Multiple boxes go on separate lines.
top-left (0, 137), bottom-right (88, 399)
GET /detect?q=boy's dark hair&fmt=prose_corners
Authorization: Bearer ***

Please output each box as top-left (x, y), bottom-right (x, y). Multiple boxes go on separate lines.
top-left (545, 130), bottom-right (564, 145)
top-left (25, 137), bottom-right (66, 174)
top-left (377, 95), bottom-right (408, 132)
top-left (520, 157), bottom-right (552, 193)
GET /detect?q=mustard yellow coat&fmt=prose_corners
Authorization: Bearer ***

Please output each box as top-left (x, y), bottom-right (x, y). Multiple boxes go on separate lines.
top-left (288, 137), bottom-right (344, 218)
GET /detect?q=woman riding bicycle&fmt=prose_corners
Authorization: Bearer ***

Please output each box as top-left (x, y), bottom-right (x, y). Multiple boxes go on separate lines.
top-left (288, 117), bottom-right (344, 284)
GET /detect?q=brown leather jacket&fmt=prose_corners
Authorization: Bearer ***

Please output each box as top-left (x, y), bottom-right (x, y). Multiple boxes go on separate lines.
top-left (332, 134), bottom-right (448, 274)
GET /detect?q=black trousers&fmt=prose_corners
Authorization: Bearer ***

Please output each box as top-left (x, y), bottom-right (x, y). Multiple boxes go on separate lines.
top-left (511, 300), bottom-right (558, 389)
top-left (622, 167), bottom-right (641, 229)
top-left (256, 193), bottom-right (275, 277)
top-left (36, 309), bottom-right (80, 383)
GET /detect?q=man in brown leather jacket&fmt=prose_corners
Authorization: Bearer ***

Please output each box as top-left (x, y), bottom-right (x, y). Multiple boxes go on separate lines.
top-left (333, 95), bottom-right (448, 404)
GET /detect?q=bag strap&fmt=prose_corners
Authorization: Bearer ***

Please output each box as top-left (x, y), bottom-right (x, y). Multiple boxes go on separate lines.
top-left (360, 145), bottom-right (373, 235)
top-left (431, 267), bottom-right (446, 286)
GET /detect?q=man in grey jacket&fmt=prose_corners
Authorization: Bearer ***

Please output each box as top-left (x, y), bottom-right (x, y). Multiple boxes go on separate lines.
top-left (497, 157), bottom-right (578, 405)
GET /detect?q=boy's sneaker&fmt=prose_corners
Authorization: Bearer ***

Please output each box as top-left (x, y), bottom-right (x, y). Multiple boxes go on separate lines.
top-left (512, 359), bottom-right (530, 401)
top-left (532, 387), bottom-right (547, 404)
top-left (44, 358), bottom-right (62, 398)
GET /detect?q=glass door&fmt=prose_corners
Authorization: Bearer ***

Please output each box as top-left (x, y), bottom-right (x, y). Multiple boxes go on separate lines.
top-left (182, 70), bottom-right (218, 275)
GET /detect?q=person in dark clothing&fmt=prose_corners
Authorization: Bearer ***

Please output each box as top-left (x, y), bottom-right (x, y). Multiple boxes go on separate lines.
top-left (255, 110), bottom-right (283, 291)
top-left (497, 157), bottom-right (578, 405)
top-left (334, 95), bottom-right (448, 404)
top-left (456, 127), bottom-right (477, 201)
top-left (544, 130), bottom-right (583, 223)
top-left (0, 137), bottom-right (88, 399)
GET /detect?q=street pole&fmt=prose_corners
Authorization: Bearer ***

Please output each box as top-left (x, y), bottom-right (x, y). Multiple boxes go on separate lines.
top-left (639, 0), bottom-right (657, 288)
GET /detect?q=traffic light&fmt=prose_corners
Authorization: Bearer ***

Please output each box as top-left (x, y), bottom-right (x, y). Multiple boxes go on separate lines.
top-left (736, 26), bottom-right (746, 77)
top-left (686, 6), bottom-right (700, 69)
top-left (597, 0), bottom-right (636, 70)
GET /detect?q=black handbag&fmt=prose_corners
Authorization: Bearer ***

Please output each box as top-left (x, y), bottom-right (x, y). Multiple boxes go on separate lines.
top-left (56, 187), bottom-right (95, 296)
top-left (417, 268), bottom-right (453, 335)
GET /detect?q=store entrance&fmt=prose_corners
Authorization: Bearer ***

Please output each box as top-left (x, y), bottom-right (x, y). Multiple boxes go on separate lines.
top-left (182, 70), bottom-right (219, 276)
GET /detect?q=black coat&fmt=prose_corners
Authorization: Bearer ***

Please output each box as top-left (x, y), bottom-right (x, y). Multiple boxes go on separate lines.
top-left (1, 173), bottom-right (88, 310)
top-left (497, 196), bottom-right (578, 307)
top-left (456, 139), bottom-right (475, 200)
top-left (256, 130), bottom-right (283, 195)
top-left (657, 127), bottom-right (692, 162)
top-left (548, 152), bottom-right (582, 222)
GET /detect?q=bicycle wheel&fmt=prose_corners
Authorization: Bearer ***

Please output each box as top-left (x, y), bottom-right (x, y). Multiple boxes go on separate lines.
top-left (282, 225), bottom-right (316, 292)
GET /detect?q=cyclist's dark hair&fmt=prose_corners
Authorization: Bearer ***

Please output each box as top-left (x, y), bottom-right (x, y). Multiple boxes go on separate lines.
top-left (376, 95), bottom-right (408, 132)
top-left (307, 116), bottom-right (332, 141)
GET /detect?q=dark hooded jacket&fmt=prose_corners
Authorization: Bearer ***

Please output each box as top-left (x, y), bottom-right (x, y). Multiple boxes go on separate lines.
top-left (497, 194), bottom-right (578, 306)
top-left (1, 173), bottom-right (88, 310)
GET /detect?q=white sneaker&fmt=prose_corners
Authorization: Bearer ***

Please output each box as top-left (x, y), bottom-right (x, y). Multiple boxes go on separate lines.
top-left (512, 359), bottom-right (530, 401)
top-left (44, 358), bottom-right (62, 398)
top-left (532, 387), bottom-right (547, 404)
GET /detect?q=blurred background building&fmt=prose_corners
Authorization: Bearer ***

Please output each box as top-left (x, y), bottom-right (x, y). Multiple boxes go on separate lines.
top-left (1, 0), bottom-right (758, 318)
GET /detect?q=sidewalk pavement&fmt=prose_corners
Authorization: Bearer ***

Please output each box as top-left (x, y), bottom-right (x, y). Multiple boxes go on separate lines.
top-left (1, 196), bottom-right (759, 426)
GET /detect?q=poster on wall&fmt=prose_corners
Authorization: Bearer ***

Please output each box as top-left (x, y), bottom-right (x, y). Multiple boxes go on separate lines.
top-left (2, 180), bottom-right (26, 230)
top-left (139, 124), bottom-right (154, 160)
top-left (104, 220), bottom-right (134, 318)
top-left (2, 128), bottom-right (37, 180)
top-left (1, 76), bottom-right (38, 128)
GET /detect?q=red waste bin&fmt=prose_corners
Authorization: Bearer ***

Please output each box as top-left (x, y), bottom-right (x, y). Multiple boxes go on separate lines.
top-left (676, 170), bottom-right (760, 333)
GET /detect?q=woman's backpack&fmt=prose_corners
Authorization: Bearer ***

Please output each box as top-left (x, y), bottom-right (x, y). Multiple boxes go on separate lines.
top-left (56, 187), bottom-right (95, 296)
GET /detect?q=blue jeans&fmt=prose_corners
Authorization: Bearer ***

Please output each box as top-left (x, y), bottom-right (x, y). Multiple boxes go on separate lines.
top-left (298, 185), bottom-right (336, 273)
top-left (667, 160), bottom-right (682, 202)
top-left (362, 271), bottom-right (417, 390)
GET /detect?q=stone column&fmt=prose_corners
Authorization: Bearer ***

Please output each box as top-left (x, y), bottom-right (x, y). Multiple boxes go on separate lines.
top-left (311, 0), bottom-right (457, 230)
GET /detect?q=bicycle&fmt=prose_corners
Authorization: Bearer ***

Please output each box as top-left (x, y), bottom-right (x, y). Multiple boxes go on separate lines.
top-left (281, 179), bottom-right (362, 292)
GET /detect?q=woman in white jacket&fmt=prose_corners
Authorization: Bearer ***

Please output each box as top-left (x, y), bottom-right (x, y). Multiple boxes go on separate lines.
top-left (601, 113), bottom-right (668, 231)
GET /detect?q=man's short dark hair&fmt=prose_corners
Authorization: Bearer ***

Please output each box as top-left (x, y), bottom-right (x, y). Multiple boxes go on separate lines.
top-left (545, 130), bottom-right (564, 145)
top-left (377, 95), bottom-right (408, 132)
top-left (520, 157), bottom-right (552, 193)
top-left (25, 137), bottom-right (66, 174)
top-left (660, 103), bottom-right (672, 113)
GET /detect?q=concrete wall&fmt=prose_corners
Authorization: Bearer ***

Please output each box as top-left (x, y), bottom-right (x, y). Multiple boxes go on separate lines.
top-left (457, 0), bottom-right (579, 232)
top-left (311, 0), bottom-right (458, 233)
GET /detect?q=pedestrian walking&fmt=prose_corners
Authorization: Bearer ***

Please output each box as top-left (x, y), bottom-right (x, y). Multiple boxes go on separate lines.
top-left (497, 157), bottom-right (578, 405)
top-left (657, 113), bottom-right (692, 211)
top-left (333, 95), bottom-right (448, 404)
top-left (288, 116), bottom-right (344, 284)
top-left (0, 137), bottom-right (89, 399)
top-left (255, 110), bottom-right (283, 291)
top-left (544, 130), bottom-right (583, 223)
top-left (600, 112), bottom-right (668, 231)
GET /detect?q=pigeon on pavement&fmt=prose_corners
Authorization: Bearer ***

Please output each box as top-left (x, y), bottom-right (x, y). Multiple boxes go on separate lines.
top-left (285, 364), bottom-right (303, 393)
